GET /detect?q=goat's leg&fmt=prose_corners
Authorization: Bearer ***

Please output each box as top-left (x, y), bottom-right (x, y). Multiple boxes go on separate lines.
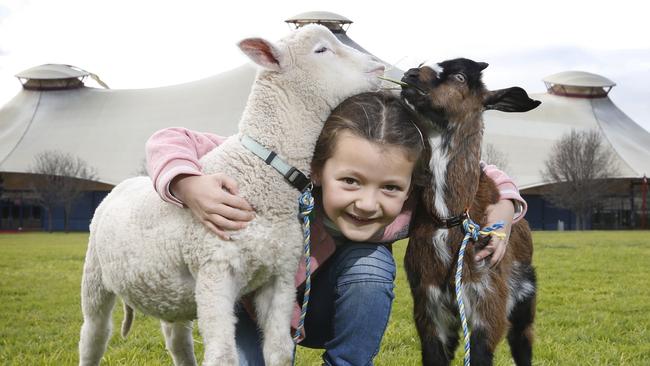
top-left (79, 249), bottom-right (116, 366)
top-left (507, 266), bottom-right (537, 366)
top-left (254, 274), bottom-right (295, 366)
top-left (195, 267), bottom-right (239, 366)
top-left (412, 285), bottom-right (457, 366)
top-left (468, 286), bottom-right (509, 366)
top-left (161, 320), bottom-right (197, 366)
top-left (468, 327), bottom-right (495, 366)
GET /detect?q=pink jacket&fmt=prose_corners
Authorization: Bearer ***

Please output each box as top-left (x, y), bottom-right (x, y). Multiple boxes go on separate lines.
top-left (145, 127), bottom-right (528, 333)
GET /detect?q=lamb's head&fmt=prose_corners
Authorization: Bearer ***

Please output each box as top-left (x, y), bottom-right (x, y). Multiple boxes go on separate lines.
top-left (238, 24), bottom-right (385, 111)
top-left (400, 58), bottom-right (540, 130)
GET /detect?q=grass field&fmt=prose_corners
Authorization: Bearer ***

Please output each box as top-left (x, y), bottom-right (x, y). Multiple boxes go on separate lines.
top-left (1, 231), bottom-right (649, 365)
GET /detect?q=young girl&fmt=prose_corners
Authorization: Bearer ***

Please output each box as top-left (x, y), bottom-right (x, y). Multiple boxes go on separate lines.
top-left (146, 91), bottom-right (526, 365)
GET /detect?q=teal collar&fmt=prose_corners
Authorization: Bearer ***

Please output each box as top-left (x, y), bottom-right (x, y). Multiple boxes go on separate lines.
top-left (240, 135), bottom-right (311, 192)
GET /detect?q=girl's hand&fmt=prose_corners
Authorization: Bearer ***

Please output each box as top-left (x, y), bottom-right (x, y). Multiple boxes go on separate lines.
top-left (171, 173), bottom-right (255, 240)
top-left (474, 199), bottom-right (514, 267)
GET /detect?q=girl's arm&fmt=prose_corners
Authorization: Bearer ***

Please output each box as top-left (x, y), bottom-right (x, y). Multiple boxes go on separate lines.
top-left (380, 163), bottom-right (526, 266)
top-left (382, 163), bottom-right (527, 241)
top-left (145, 127), bottom-right (254, 239)
top-left (474, 162), bottom-right (526, 266)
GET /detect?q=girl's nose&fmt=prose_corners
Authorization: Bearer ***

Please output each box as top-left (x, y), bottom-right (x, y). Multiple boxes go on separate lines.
top-left (354, 190), bottom-right (378, 213)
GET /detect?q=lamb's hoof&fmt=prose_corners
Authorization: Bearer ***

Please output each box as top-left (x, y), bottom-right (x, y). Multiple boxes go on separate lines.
top-left (202, 354), bottom-right (237, 366)
top-left (264, 339), bottom-right (294, 366)
top-left (265, 352), bottom-right (293, 366)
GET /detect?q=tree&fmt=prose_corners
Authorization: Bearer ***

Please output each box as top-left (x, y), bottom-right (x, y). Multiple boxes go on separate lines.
top-left (29, 151), bottom-right (97, 232)
top-left (482, 143), bottom-right (510, 172)
top-left (542, 129), bottom-right (618, 229)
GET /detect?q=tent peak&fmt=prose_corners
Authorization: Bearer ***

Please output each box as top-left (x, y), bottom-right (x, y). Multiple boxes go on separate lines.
top-left (285, 11), bottom-right (352, 33)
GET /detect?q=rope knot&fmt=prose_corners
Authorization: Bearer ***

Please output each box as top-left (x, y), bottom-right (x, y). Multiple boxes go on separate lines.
top-left (299, 188), bottom-right (314, 219)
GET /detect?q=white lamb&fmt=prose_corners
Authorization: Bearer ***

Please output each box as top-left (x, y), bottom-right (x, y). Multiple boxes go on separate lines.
top-left (78, 24), bottom-right (384, 366)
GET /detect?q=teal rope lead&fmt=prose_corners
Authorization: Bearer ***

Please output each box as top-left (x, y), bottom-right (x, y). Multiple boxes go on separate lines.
top-left (293, 186), bottom-right (314, 343)
top-left (456, 212), bottom-right (505, 366)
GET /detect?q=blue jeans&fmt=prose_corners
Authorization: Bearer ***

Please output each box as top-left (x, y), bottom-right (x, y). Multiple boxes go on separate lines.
top-left (235, 243), bottom-right (396, 366)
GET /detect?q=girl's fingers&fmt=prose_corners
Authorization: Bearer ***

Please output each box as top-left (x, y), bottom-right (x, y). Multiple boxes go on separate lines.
top-left (212, 204), bottom-right (255, 223)
top-left (206, 213), bottom-right (248, 231)
top-left (203, 220), bottom-right (231, 240)
top-left (217, 174), bottom-right (240, 195)
top-left (219, 190), bottom-right (254, 212)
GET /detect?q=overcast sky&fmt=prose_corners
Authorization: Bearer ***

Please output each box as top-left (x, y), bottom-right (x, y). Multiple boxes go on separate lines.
top-left (1, 0), bottom-right (649, 132)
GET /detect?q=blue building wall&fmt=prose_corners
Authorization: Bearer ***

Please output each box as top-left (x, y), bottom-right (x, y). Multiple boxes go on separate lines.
top-left (1, 191), bottom-right (108, 231)
top-left (522, 194), bottom-right (579, 230)
top-left (40, 191), bottom-right (109, 231)
top-left (0, 191), bottom-right (602, 232)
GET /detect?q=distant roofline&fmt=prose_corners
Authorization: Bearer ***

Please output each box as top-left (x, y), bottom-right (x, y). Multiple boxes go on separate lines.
top-left (543, 70), bottom-right (616, 88)
top-left (15, 64), bottom-right (90, 80)
top-left (285, 11), bottom-right (352, 33)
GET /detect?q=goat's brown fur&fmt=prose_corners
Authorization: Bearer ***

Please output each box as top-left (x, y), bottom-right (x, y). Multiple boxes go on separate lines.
top-left (401, 58), bottom-right (539, 366)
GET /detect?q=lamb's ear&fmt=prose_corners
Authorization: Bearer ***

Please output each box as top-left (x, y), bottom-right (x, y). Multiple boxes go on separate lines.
top-left (238, 38), bottom-right (284, 72)
top-left (483, 87), bottom-right (541, 112)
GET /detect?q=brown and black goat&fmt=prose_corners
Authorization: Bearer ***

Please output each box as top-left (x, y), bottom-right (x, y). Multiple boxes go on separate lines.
top-left (400, 58), bottom-right (539, 366)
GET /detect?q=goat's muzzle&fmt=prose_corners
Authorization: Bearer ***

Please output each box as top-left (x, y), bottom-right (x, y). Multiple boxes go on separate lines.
top-left (400, 68), bottom-right (427, 98)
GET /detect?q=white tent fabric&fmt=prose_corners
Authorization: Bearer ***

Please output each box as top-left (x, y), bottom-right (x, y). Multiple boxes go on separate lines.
top-left (0, 28), bottom-right (405, 186)
top-left (0, 64), bottom-right (255, 185)
top-left (3, 69), bottom-right (650, 188)
top-left (483, 92), bottom-right (650, 189)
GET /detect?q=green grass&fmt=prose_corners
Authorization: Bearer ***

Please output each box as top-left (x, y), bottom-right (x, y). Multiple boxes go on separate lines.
top-left (1, 231), bottom-right (649, 365)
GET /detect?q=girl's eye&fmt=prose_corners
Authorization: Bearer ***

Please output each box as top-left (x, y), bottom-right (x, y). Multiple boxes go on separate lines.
top-left (383, 185), bottom-right (402, 192)
top-left (342, 177), bottom-right (357, 185)
top-left (315, 46), bottom-right (328, 54)
top-left (454, 73), bottom-right (466, 83)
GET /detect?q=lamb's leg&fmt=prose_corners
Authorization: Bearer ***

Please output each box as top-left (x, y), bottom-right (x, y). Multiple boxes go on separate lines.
top-left (254, 274), bottom-right (295, 366)
top-left (507, 266), bottom-right (536, 366)
top-left (79, 248), bottom-right (116, 366)
top-left (161, 320), bottom-right (197, 366)
top-left (195, 267), bottom-right (239, 366)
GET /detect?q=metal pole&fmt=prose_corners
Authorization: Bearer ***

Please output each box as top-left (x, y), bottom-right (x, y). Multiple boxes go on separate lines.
top-left (640, 175), bottom-right (647, 229)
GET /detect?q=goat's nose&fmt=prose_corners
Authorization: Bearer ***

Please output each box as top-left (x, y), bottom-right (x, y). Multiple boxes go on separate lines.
top-left (403, 68), bottom-right (420, 80)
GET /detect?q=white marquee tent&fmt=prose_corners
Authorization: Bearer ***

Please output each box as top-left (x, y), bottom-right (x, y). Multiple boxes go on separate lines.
top-left (0, 11), bottom-right (405, 186)
top-left (1, 11), bottom-right (649, 230)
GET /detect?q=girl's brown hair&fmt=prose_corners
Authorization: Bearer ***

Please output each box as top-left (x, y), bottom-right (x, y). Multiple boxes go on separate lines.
top-left (311, 91), bottom-right (426, 185)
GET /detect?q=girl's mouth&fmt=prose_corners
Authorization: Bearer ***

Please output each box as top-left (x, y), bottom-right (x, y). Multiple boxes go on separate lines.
top-left (346, 212), bottom-right (377, 224)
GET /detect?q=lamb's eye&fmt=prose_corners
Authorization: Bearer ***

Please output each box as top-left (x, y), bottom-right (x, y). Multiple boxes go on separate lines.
top-left (315, 46), bottom-right (328, 54)
top-left (454, 73), bottom-right (466, 83)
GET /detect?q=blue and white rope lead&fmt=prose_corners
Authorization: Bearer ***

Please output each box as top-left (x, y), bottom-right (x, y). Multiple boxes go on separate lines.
top-left (293, 187), bottom-right (314, 343)
top-left (456, 213), bottom-right (505, 366)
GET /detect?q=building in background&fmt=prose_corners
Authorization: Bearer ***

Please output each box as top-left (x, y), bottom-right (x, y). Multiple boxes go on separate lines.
top-left (1, 11), bottom-right (648, 231)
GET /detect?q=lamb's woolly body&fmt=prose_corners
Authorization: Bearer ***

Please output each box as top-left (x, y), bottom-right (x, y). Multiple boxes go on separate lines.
top-left (79, 24), bottom-right (383, 366)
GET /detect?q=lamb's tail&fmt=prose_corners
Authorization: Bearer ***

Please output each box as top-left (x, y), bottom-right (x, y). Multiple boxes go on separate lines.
top-left (121, 301), bottom-right (134, 338)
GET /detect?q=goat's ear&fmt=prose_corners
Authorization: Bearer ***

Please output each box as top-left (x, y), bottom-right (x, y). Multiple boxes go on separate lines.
top-left (238, 38), bottom-right (285, 72)
top-left (483, 87), bottom-right (541, 112)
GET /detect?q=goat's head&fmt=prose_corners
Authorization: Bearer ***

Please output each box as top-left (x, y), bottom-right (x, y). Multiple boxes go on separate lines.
top-left (400, 58), bottom-right (540, 129)
top-left (238, 24), bottom-right (385, 107)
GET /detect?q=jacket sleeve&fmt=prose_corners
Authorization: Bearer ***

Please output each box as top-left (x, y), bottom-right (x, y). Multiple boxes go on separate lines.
top-left (145, 127), bottom-right (227, 207)
top-left (481, 162), bottom-right (528, 222)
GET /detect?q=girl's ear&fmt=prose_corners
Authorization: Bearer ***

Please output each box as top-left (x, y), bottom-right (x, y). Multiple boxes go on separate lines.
top-left (311, 171), bottom-right (322, 187)
top-left (237, 38), bottom-right (284, 72)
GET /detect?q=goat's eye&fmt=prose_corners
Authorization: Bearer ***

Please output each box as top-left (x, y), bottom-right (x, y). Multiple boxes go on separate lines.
top-left (315, 46), bottom-right (328, 54)
top-left (454, 73), bottom-right (466, 83)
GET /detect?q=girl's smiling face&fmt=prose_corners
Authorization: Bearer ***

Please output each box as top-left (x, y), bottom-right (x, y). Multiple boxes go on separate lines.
top-left (315, 131), bottom-right (416, 241)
